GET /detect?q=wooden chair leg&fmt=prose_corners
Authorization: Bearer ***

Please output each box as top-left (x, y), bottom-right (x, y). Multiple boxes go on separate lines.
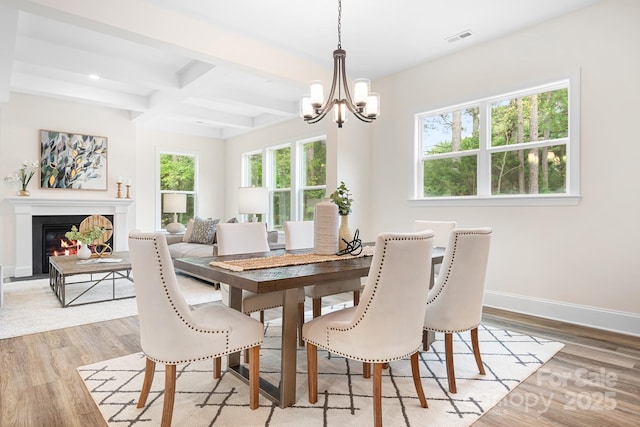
top-left (373, 363), bottom-right (383, 427)
top-left (137, 357), bottom-right (155, 408)
top-left (410, 352), bottom-right (428, 408)
top-left (363, 362), bottom-right (371, 378)
top-left (307, 343), bottom-right (318, 403)
top-left (312, 298), bottom-right (322, 318)
top-left (213, 357), bottom-right (222, 379)
top-left (249, 345), bottom-right (260, 409)
top-left (445, 333), bottom-right (457, 393)
top-left (298, 302), bottom-right (305, 347)
top-left (353, 289), bottom-right (360, 306)
top-left (161, 364), bottom-right (176, 427)
top-left (259, 310), bottom-right (264, 323)
top-left (471, 327), bottom-right (486, 375)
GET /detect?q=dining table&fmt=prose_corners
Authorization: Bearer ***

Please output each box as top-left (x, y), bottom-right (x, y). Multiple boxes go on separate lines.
top-left (173, 246), bottom-right (445, 408)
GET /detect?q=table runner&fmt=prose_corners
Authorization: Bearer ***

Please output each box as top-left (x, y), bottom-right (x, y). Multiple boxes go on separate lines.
top-left (209, 246), bottom-right (375, 272)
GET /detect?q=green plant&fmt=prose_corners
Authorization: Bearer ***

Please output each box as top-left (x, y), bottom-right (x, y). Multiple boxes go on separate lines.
top-left (330, 181), bottom-right (353, 216)
top-left (65, 225), bottom-right (105, 245)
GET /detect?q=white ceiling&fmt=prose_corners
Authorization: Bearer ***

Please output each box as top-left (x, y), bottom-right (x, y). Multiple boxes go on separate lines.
top-left (0, 0), bottom-right (599, 139)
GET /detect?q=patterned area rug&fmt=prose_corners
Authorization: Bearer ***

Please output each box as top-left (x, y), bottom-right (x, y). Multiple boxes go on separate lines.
top-left (0, 274), bottom-right (219, 339)
top-left (78, 305), bottom-right (564, 426)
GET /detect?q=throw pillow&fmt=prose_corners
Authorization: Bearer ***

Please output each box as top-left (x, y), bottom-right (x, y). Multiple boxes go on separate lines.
top-left (213, 217), bottom-right (238, 243)
top-left (182, 218), bottom-right (195, 242)
top-left (188, 217), bottom-right (219, 245)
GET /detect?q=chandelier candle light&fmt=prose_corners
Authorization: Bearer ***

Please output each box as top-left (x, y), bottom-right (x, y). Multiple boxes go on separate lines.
top-left (300, 0), bottom-right (380, 127)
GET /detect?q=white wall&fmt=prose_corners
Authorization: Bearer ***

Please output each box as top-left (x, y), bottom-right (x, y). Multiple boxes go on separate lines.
top-left (0, 93), bottom-right (137, 272)
top-left (0, 94), bottom-right (224, 274)
top-left (370, 0), bottom-right (640, 334)
top-left (225, 118), bottom-right (372, 237)
top-left (134, 128), bottom-right (225, 231)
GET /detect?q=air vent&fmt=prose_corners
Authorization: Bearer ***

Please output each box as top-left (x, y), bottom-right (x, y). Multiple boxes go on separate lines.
top-left (446, 30), bottom-right (473, 43)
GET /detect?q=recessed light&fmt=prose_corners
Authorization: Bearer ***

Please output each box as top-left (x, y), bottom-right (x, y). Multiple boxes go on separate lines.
top-left (88, 74), bottom-right (100, 80)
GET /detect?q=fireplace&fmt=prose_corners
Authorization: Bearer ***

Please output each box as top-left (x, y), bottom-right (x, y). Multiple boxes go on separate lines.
top-left (7, 197), bottom-right (134, 278)
top-left (32, 215), bottom-right (114, 275)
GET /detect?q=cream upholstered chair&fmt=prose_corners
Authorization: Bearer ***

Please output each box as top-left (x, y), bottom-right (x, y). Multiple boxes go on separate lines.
top-left (414, 220), bottom-right (457, 248)
top-left (423, 227), bottom-right (492, 394)
top-left (217, 222), bottom-right (306, 347)
top-left (128, 231), bottom-right (263, 427)
top-left (285, 220), bottom-right (362, 318)
top-left (303, 230), bottom-right (434, 427)
top-left (414, 220), bottom-right (457, 277)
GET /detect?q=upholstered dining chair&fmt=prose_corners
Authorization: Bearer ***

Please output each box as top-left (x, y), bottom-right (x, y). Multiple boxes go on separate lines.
top-left (217, 222), bottom-right (306, 349)
top-left (423, 227), bottom-right (492, 394)
top-left (284, 220), bottom-right (362, 318)
top-left (128, 231), bottom-right (263, 427)
top-left (414, 220), bottom-right (457, 248)
top-left (303, 230), bottom-right (434, 427)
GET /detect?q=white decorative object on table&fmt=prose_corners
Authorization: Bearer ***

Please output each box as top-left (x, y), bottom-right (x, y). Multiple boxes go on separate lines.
top-left (313, 198), bottom-right (338, 255)
top-left (76, 242), bottom-right (92, 260)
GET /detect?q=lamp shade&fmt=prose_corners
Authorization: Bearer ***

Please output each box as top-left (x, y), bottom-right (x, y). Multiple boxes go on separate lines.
top-left (163, 193), bottom-right (187, 214)
top-left (238, 187), bottom-right (268, 214)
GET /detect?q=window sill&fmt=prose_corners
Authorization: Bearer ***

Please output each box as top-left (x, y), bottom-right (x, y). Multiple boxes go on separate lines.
top-left (408, 195), bottom-right (581, 207)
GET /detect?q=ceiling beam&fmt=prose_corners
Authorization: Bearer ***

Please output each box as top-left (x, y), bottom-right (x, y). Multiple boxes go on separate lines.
top-left (11, 72), bottom-right (148, 111)
top-left (15, 36), bottom-right (181, 90)
top-left (6, 0), bottom-right (329, 86)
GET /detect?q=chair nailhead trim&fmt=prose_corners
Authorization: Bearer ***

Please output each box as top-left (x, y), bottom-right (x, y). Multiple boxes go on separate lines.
top-left (321, 234), bottom-right (432, 360)
top-left (130, 234), bottom-right (264, 366)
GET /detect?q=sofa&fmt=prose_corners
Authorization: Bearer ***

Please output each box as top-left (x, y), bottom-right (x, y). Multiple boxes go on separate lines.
top-left (165, 217), bottom-right (283, 261)
top-left (166, 229), bottom-right (282, 259)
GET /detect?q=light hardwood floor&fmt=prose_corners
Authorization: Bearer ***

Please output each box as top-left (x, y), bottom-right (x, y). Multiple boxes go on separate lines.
top-left (0, 295), bottom-right (638, 426)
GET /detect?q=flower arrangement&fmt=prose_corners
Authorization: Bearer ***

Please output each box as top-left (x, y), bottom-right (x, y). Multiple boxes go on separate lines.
top-left (330, 181), bottom-right (353, 216)
top-left (4, 160), bottom-right (40, 192)
top-left (65, 225), bottom-right (105, 245)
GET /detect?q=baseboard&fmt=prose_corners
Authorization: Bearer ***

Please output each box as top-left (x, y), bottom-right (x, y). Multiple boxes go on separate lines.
top-left (484, 290), bottom-right (640, 337)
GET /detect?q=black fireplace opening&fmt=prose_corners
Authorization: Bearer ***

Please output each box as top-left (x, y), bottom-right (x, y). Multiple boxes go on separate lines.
top-left (32, 215), bottom-right (114, 275)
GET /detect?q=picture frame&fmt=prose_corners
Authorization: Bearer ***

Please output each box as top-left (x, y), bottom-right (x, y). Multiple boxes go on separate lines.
top-left (40, 130), bottom-right (108, 190)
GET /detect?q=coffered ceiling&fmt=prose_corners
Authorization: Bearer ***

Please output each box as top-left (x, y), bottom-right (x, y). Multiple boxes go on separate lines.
top-left (0, 0), bottom-right (599, 139)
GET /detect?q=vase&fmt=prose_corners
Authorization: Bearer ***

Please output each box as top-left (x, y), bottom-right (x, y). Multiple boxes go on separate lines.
top-left (338, 215), bottom-right (353, 251)
top-left (17, 189), bottom-right (30, 196)
top-left (76, 242), bottom-right (92, 260)
top-left (314, 198), bottom-right (339, 255)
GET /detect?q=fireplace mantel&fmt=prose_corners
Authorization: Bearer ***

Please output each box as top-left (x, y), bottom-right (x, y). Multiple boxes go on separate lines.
top-left (7, 197), bottom-right (135, 277)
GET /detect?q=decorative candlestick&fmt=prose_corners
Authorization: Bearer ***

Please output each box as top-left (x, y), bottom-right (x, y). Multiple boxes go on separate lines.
top-left (125, 184), bottom-right (131, 199)
top-left (116, 182), bottom-right (122, 199)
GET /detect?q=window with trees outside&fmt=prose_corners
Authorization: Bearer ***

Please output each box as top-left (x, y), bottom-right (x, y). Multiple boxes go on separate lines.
top-left (416, 78), bottom-right (578, 204)
top-left (159, 152), bottom-right (196, 230)
top-left (243, 137), bottom-right (326, 230)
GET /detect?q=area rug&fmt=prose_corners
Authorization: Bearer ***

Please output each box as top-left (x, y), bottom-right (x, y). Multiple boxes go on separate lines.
top-left (0, 274), bottom-right (220, 340)
top-left (78, 312), bottom-right (564, 427)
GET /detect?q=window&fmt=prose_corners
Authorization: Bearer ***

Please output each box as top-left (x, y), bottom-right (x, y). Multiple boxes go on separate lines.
top-left (242, 137), bottom-right (326, 230)
top-left (415, 78), bottom-right (578, 205)
top-left (270, 145), bottom-right (291, 230)
top-left (159, 152), bottom-right (196, 230)
top-left (299, 138), bottom-right (327, 220)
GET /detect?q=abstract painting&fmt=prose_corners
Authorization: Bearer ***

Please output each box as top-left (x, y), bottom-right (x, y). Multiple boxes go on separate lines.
top-left (40, 130), bottom-right (108, 190)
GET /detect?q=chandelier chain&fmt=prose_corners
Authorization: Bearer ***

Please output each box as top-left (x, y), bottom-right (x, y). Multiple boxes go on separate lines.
top-left (337, 0), bottom-right (342, 49)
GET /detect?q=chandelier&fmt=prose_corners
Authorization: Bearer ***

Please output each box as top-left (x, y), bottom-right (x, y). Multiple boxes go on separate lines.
top-left (300, 0), bottom-right (380, 128)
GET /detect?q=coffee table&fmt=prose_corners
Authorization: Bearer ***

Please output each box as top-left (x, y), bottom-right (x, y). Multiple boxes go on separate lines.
top-left (49, 251), bottom-right (134, 307)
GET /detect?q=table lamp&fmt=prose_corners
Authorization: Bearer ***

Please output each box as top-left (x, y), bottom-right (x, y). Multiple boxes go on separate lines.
top-left (163, 193), bottom-right (187, 233)
top-left (238, 187), bottom-right (268, 222)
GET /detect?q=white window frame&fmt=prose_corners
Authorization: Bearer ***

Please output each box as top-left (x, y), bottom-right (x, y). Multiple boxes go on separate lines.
top-left (412, 73), bottom-right (581, 207)
top-left (296, 136), bottom-right (327, 220)
top-left (157, 149), bottom-right (198, 231)
top-left (241, 135), bottom-right (327, 229)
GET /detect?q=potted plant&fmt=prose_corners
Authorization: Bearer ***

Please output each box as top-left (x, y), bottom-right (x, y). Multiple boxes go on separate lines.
top-left (65, 225), bottom-right (105, 259)
top-left (330, 181), bottom-right (354, 250)
top-left (3, 160), bottom-right (40, 196)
